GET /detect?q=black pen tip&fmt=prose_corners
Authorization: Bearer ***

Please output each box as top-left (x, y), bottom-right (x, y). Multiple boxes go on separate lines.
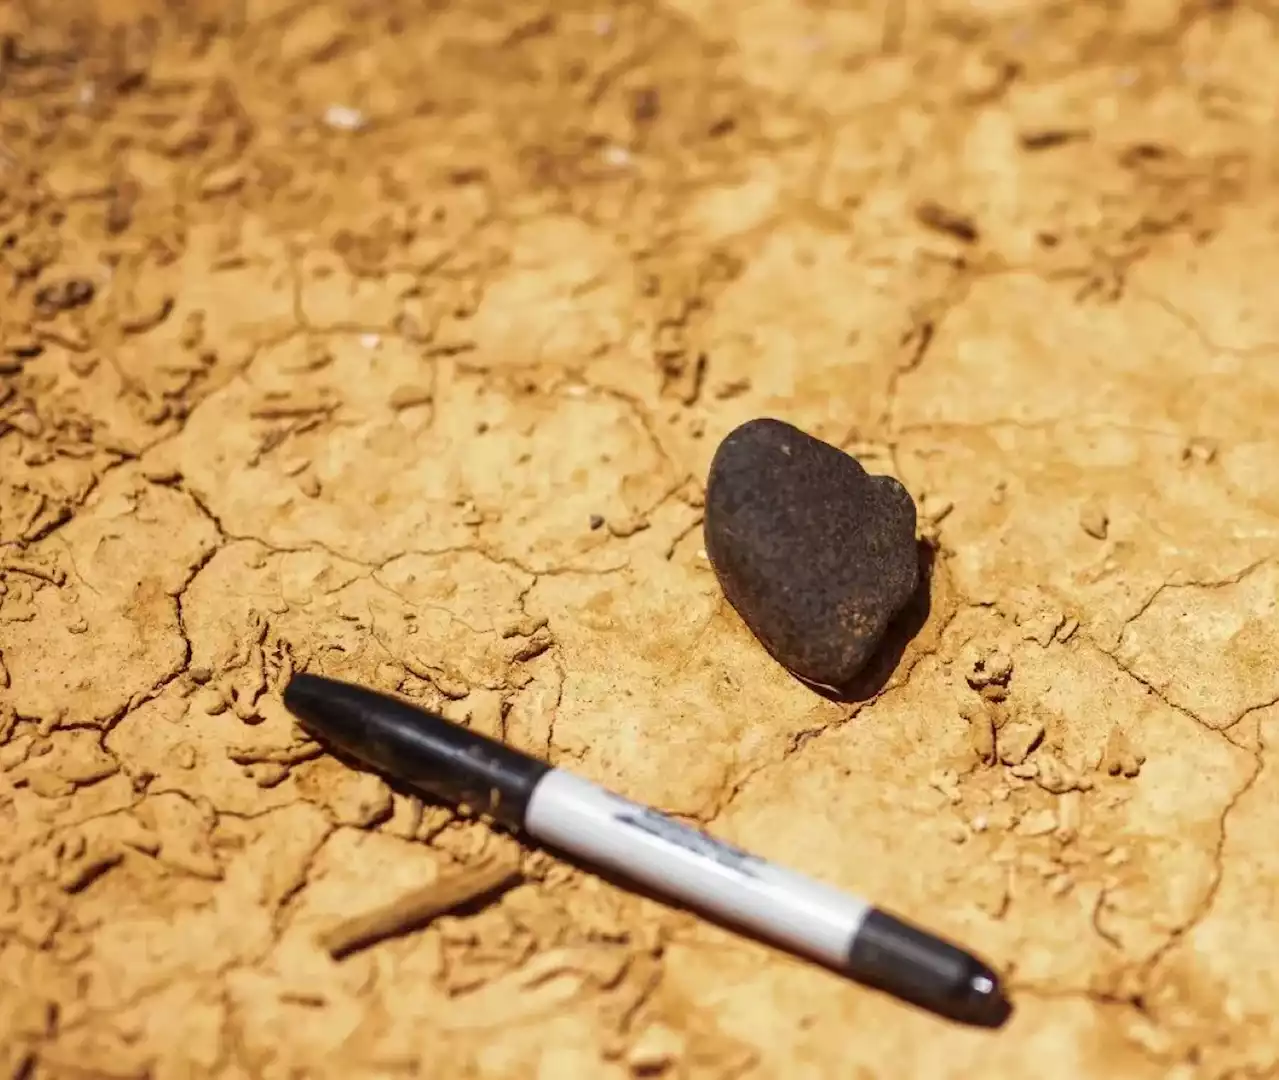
top-left (282, 672), bottom-right (381, 753)
top-left (282, 671), bottom-right (338, 731)
top-left (281, 671), bottom-right (551, 830)
top-left (282, 671), bottom-right (437, 779)
top-left (959, 967), bottom-right (1013, 1028)
top-left (283, 670), bottom-right (325, 708)
top-left (846, 911), bottom-right (1013, 1028)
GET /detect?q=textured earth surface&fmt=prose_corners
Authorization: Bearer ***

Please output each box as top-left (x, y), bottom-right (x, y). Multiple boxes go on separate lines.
top-left (1, 2), bottom-right (1277, 1078)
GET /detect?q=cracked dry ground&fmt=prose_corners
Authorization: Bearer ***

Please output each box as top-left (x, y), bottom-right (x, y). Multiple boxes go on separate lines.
top-left (0, 2), bottom-right (1277, 1079)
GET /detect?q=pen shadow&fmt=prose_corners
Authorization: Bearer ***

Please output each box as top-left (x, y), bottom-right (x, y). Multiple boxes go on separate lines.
top-left (310, 744), bottom-right (1011, 1029)
top-left (299, 619), bottom-right (1008, 1023)
top-left (524, 834), bottom-right (1014, 1031)
top-left (798, 539), bottom-right (937, 705)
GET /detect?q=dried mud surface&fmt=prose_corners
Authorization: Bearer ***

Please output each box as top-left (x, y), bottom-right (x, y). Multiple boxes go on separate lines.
top-left (1, 2), bottom-right (1277, 1078)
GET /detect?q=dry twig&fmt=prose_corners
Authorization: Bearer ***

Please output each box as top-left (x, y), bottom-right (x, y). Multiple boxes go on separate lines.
top-left (317, 856), bottom-right (523, 960)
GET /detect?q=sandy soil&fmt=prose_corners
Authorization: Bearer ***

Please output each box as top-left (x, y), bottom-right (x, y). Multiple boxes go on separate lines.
top-left (1, 2), bottom-right (1277, 1077)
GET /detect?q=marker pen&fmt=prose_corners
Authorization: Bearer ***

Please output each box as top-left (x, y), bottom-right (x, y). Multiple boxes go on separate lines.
top-left (283, 672), bottom-right (1010, 1027)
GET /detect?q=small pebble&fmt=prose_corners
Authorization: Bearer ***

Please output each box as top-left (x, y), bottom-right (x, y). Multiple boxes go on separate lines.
top-left (194, 687), bottom-right (227, 715)
top-left (626, 1022), bottom-right (682, 1075)
top-left (997, 714), bottom-right (1043, 765)
top-left (1180, 437), bottom-right (1217, 465)
top-left (323, 104), bottom-right (365, 131)
top-left (703, 418), bottom-right (920, 691)
top-left (1079, 500), bottom-right (1109, 540)
top-left (1048, 875), bottom-right (1073, 897)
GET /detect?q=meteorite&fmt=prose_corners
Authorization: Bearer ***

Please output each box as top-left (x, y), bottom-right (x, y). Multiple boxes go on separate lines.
top-left (704, 418), bottom-right (920, 692)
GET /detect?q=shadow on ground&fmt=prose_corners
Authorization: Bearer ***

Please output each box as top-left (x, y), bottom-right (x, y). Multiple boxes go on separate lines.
top-left (796, 540), bottom-right (937, 705)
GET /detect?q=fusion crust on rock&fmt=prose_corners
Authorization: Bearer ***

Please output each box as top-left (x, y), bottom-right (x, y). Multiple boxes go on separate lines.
top-left (704, 418), bottom-right (920, 692)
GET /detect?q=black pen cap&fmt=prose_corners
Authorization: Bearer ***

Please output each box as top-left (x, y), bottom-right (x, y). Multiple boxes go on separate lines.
top-left (283, 673), bottom-right (552, 829)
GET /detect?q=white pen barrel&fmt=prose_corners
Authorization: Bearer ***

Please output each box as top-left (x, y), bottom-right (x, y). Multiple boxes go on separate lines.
top-left (524, 770), bottom-right (869, 968)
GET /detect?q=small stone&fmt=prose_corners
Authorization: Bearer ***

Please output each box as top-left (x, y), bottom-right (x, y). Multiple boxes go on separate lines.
top-left (1180, 437), bottom-right (1217, 465)
top-left (57, 845), bottom-right (123, 893)
top-left (247, 762), bottom-right (290, 788)
top-left (1101, 726), bottom-right (1145, 778)
top-left (389, 385), bottom-right (433, 411)
top-left (195, 688), bottom-right (227, 717)
top-left (962, 641), bottom-right (1013, 702)
top-left (703, 418), bottom-right (920, 691)
top-left (606, 513), bottom-right (649, 538)
top-left (984, 649), bottom-right (1013, 684)
top-left (626, 1022), bottom-right (683, 1075)
top-left (997, 714), bottom-right (1044, 765)
top-left (1079, 499), bottom-right (1109, 540)
top-left (1033, 754), bottom-right (1081, 794)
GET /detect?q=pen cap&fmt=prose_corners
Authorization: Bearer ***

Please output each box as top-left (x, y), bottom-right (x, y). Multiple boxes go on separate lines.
top-left (283, 673), bottom-right (551, 828)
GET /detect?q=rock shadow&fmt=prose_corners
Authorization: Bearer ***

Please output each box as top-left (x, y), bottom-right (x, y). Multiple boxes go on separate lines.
top-left (796, 538), bottom-right (936, 705)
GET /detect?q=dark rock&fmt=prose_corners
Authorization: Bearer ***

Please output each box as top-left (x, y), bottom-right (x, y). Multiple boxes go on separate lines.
top-left (703, 418), bottom-right (920, 692)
